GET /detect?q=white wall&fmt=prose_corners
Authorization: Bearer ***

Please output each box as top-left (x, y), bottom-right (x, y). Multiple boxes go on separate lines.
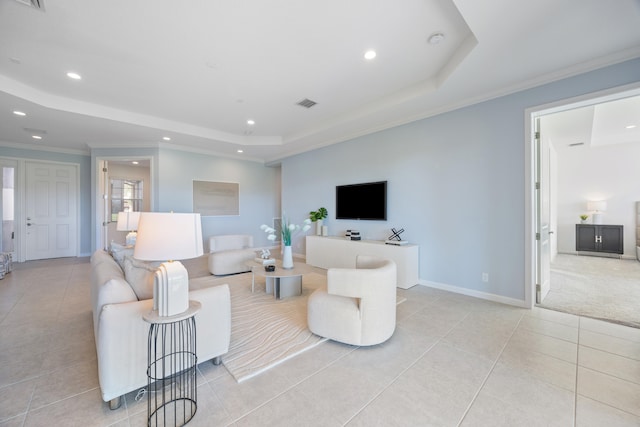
top-left (280, 57), bottom-right (640, 303)
top-left (157, 148), bottom-right (280, 250)
top-left (555, 141), bottom-right (640, 257)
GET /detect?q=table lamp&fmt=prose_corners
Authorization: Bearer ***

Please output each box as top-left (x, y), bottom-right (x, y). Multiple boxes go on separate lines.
top-left (587, 200), bottom-right (607, 225)
top-left (116, 211), bottom-right (140, 246)
top-left (134, 212), bottom-right (203, 317)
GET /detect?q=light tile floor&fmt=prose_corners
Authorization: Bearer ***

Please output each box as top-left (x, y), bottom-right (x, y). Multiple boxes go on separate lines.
top-left (0, 258), bottom-right (639, 426)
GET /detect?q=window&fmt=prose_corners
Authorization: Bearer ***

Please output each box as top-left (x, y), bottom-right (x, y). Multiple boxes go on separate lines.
top-left (110, 178), bottom-right (143, 222)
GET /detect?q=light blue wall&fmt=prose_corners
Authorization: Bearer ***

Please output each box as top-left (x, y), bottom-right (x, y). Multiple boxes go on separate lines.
top-left (281, 57), bottom-right (640, 301)
top-left (157, 148), bottom-right (280, 250)
top-left (0, 147), bottom-right (92, 256)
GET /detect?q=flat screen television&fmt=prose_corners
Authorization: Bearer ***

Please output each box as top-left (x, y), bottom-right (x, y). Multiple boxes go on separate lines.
top-left (336, 181), bottom-right (387, 220)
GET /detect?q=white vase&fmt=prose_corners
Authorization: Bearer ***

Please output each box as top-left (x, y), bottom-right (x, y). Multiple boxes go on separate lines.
top-left (282, 245), bottom-right (294, 269)
top-left (316, 219), bottom-right (323, 236)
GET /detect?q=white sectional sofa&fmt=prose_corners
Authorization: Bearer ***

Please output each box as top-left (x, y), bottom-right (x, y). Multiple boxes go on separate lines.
top-left (90, 249), bottom-right (231, 409)
top-left (208, 234), bottom-right (255, 275)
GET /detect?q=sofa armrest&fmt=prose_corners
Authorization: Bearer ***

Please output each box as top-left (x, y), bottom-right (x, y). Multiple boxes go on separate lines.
top-left (96, 284), bottom-right (230, 403)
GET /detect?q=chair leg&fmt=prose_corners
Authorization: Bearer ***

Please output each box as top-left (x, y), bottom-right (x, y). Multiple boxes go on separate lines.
top-left (212, 356), bottom-right (222, 365)
top-left (109, 396), bottom-right (122, 410)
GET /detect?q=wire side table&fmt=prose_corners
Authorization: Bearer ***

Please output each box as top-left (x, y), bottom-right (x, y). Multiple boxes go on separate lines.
top-left (143, 301), bottom-right (201, 427)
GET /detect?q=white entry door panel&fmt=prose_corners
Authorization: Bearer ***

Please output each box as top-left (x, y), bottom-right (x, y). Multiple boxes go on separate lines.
top-left (26, 162), bottom-right (78, 260)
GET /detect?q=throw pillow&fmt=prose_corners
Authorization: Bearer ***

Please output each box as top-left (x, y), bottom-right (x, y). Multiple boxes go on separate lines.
top-left (122, 255), bottom-right (160, 300)
top-left (110, 242), bottom-right (134, 270)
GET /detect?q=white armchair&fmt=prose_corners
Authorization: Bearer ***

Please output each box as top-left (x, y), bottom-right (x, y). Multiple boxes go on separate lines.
top-left (208, 234), bottom-right (255, 275)
top-left (307, 255), bottom-right (397, 346)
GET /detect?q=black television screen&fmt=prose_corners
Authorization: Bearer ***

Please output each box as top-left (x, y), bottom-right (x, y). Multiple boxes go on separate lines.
top-left (336, 181), bottom-right (387, 220)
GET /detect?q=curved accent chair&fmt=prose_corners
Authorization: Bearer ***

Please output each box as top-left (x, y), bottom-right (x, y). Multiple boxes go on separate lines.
top-left (307, 255), bottom-right (397, 346)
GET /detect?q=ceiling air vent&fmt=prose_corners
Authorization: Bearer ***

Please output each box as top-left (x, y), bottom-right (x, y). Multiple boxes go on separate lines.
top-left (13, 0), bottom-right (44, 9)
top-left (24, 127), bottom-right (47, 135)
top-left (296, 98), bottom-right (317, 109)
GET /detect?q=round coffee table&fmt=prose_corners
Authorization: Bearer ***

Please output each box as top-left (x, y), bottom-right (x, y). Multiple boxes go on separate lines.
top-left (246, 259), bottom-right (313, 299)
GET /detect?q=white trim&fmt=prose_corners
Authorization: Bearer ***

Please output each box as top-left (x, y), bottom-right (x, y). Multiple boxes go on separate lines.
top-left (524, 81), bottom-right (640, 309)
top-left (0, 140), bottom-right (88, 156)
top-left (418, 280), bottom-right (528, 308)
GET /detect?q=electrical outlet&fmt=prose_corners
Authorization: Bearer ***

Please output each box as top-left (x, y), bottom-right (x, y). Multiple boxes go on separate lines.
top-left (482, 273), bottom-right (489, 282)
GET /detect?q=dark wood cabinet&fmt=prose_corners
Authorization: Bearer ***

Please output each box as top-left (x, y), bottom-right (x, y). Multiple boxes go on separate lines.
top-left (575, 224), bottom-right (623, 254)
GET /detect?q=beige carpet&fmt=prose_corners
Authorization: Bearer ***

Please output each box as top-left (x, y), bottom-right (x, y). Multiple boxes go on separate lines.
top-left (540, 254), bottom-right (640, 328)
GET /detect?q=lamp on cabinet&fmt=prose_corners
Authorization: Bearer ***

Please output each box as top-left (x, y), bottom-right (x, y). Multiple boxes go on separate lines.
top-left (116, 211), bottom-right (140, 246)
top-left (587, 201), bottom-right (607, 225)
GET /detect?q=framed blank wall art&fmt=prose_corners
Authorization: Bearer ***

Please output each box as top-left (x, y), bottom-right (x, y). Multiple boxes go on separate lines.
top-left (193, 181), bottom-right (239, 216)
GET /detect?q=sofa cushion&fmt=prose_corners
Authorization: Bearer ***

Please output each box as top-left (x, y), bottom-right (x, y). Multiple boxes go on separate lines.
top-left (91, 249), bottom-right (116, 267)
top-left (109, 242), bottom-right (134, 270)
top-left (91, 250), bottom-right (138, 338)
top-left (122, 256), bottom-right (160, 300)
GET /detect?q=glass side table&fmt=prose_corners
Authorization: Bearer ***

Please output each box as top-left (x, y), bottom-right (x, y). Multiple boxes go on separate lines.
top-left (143, 301), bottom-right (201, 427)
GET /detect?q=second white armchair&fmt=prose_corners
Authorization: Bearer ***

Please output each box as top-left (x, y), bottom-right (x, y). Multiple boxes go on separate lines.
top-left (307, 255), bottom-right (397, 346)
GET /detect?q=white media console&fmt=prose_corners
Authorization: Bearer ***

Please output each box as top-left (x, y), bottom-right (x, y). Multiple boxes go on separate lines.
top-left (305, 235), bottom-right (419, 289)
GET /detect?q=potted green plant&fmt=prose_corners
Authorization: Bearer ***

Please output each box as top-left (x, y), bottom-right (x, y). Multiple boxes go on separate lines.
top-left (580, 214), bottom-right (588, 224)
top-left (309, 207), bottom-right (328, 235)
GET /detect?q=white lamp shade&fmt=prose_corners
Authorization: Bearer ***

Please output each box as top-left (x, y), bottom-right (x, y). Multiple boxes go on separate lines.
top-left (587, 201), bottom-right (607, 212)
top-left (116, 211), bottom-right (141, 231)
top-left (134, 212), bottom-right (203, 261)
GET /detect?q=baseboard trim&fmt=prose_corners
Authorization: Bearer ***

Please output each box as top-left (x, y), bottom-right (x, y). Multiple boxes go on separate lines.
top-left (418, 279), bottom-right (527, 308)
top-left (558, 250), bottom-right (635, 260)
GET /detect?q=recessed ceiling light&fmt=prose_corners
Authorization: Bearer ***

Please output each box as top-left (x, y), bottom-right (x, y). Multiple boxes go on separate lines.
top-left (132, 161), bottom-right (139, 165)
top-left (626, 125), bottom-right (637, 129)
top-left (237, 149), bottom-right (244, 153)
top-left (364, 50), bottom-right (377, 60)
top-left (66, 72), bottom-right (82, 80)
top-left (13, 110), bottom-right (26, 116)
top-left (162, 136), bottom-right (171, 141)
top-left (247, 119), bottom-right (255, 126)
top-left (32, 135), bottom-right (42, 140)
top-left (428, 32), bottom-right (445, 45)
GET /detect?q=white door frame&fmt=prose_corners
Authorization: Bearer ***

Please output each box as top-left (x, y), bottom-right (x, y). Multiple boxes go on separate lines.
top-left (0, 158), bottom-right (18, 259)
top-left (524, 81), bottom-right (640, 309)
top-left (93, 155), bottom-right (154, 252)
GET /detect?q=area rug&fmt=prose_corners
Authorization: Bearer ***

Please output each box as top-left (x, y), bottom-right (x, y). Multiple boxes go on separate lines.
top-left (222, 272), bottom-right (328, 382)
top-left (186, 258), bottom-right (407, 382)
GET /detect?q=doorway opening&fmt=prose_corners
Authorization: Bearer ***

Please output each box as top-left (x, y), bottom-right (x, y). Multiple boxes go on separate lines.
top-left (94, 157), bottom-right (153, 252)
top-left (527, 82), bottom-right (640, 327)
top-left (0, 159), bottom-right (16, 260)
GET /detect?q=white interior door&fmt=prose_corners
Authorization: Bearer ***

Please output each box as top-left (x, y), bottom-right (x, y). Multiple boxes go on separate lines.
top-left (25, 161), bottom-right (78, 260)
top-left (535, 118), bottom-right (551, 303)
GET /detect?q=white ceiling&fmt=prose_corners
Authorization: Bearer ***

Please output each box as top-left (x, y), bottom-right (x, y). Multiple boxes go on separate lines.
top-left (542, 94), bottom-right (640, 150)
top-left (1, 0), bottom-right (640, 163)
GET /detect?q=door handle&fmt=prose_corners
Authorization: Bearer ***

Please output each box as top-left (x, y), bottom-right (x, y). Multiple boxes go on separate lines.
top-left (549, 231), bottom-right (554, 234)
